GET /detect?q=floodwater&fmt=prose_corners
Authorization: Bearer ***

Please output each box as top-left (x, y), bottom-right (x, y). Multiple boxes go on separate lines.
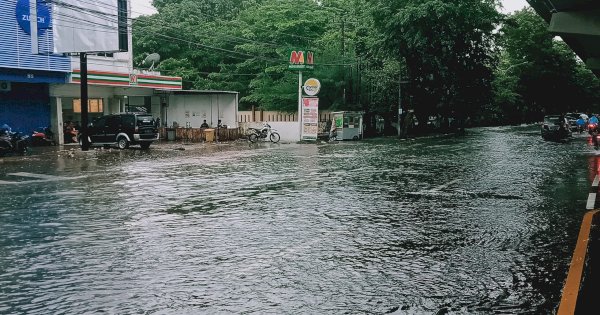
top-left (0, 126), bottom-right (596, 314)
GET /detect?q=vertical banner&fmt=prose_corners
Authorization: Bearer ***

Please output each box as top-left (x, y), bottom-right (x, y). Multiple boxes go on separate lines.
top-left (302, 97), bottom-right (319, 140)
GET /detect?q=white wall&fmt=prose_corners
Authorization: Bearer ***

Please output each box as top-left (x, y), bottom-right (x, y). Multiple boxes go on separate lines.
top-left (50, 83), bottom-right (115, 98)
top-left (167, 94), bottom-right (238, 128)
top-left (240, 122), bottom-right (300, 143)
top-left (113, 87), bottom-right (154, 97)
top-left (70, 54), bottom-right (132, 74)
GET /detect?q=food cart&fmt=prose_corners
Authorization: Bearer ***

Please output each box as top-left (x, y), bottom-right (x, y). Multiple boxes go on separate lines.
top-left (332, 111), bottom-right (363, 140)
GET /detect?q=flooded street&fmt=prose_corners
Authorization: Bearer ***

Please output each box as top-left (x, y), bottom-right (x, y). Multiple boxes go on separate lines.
top-left (0, 125), bottom-right (595, 314)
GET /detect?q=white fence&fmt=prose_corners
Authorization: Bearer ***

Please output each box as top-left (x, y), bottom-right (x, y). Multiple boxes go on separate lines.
top-left (238, 110), bottom-right (335, 123)
top-left (239, 122), bottom-right (300, 143)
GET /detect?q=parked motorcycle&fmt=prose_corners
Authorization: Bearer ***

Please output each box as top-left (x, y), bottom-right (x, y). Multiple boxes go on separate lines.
top-left (248, 123), bottom-right (281, 143)
top-left (0, 130), bottom-right (30, 156)
top-left (31, 127), bottom-right (56, 146)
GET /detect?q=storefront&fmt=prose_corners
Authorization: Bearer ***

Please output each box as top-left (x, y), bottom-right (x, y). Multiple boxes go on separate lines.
top-left (49, 70), bottom-right (182, 144)
top-left (0, 0), bottom-right (70, 133)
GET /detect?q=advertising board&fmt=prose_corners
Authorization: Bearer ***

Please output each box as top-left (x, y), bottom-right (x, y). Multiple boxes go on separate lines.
top-left (53, 0), bottom-right (128, 53)
top-left (301, 97), bottom-right (319, 140)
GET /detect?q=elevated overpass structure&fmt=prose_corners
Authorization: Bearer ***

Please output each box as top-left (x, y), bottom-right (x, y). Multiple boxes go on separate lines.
top-left (527, 0), bottom-right (600, 76)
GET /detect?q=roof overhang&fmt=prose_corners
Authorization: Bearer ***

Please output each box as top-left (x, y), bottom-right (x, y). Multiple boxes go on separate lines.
top-left (527, 0), bottom-right (600, 76)
top-left (164, 90), bottom-right (239, 95)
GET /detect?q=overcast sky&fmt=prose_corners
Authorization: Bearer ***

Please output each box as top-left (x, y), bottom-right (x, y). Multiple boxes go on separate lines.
top-left (130, 0), bottom-right (530, 17)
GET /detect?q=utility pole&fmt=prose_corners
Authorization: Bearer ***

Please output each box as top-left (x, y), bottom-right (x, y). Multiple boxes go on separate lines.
top-left (398, 72), bottom-right (402, 137)
top-left (80, 53), bottom-right (90, 151)
top-left (341, 14), bottom-right (346, 106)
top-left (398, 73), bottom-right (409, 138)
top-left (298, 70), bottom-right (303, 141)
top-left (357, 60), bottom-right (362, 107)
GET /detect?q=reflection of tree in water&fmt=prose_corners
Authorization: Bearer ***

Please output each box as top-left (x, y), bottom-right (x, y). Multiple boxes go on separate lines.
top-left (512, 197), bottom-right (583, 313)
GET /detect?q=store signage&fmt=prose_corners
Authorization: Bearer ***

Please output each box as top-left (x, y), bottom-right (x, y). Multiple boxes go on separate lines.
top-left (71, 70), bottom-right (183, 90)
top-left (301, 97), bottom-right (319, 140)
top-left (303, 78), bottom-right (321, 96)
top-left (289, 51), bottom-right (314, 70)
top-left (129, 74), bottom-right (138, 86)
top-left (16, 0), bottom-right (51, 35)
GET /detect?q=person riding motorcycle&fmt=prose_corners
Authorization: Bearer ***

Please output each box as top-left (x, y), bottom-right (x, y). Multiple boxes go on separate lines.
top-left (589, 115), bottom-right (599, 146)
top-left (576, 117), bottom-right (586, 133)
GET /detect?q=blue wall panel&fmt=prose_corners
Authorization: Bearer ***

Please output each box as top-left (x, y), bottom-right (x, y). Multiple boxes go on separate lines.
top-left (0, 82), bottom-right (51, 133)
top-left (0, 0), bottom-right (71, 73)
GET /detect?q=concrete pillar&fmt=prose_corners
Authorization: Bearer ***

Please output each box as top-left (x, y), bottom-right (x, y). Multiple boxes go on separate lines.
top-left (151, 96), bottom-right (161, 116)
top-left (103, 97), bottom-right (111, 115)
top-left (110, 97), bottom-right (121, 114)
top-left (51, 97), bottom-right (64, 145)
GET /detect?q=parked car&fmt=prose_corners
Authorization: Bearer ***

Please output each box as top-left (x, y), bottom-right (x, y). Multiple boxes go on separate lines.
top-left (541, 115), bottom-right (571, 141)
top-left (80, 113), bottom-right (159, 150)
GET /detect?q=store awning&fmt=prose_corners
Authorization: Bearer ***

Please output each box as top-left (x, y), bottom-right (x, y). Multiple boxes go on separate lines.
top-left (70, 70), bottom-right (183, 90)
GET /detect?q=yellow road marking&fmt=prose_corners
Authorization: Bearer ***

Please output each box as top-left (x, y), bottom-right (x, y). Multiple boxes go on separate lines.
top-left (558, 210), bottom-right (599, 315)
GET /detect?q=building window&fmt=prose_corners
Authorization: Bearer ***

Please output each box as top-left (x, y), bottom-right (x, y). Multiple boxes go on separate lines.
top-left (125, 96), bottom-right (151, 113)
top-left (74, 99), bottom-right (104, 113)
top-left (96, 53), bottom-right (114, 58)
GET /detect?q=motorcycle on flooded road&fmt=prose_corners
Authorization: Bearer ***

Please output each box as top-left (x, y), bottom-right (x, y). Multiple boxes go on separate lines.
top-left (589, 122), bottom-right (600, 149)
top-left (0, 130), bottom-right (30, 157)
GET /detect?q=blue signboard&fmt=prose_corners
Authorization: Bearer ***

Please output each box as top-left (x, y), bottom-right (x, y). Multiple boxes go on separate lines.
top-left (15, 0), bottom-right (51, 35)
top-left (0, 0), bottom-right (70, 73)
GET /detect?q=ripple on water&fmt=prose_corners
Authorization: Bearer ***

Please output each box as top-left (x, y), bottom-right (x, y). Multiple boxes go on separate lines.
top-left (0, 127), bottom-right (590, 313)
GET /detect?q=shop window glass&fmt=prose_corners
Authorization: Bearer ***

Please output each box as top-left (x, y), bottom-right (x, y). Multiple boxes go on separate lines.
top-left (74, 99), bottom-right (104, 113)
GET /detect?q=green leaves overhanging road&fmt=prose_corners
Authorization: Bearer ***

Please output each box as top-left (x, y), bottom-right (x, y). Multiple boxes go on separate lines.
top-left (133, 0), bottom-right (600, 125)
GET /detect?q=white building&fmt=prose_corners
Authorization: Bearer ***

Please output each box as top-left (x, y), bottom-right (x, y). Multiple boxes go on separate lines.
top-left (47, 1), bottom-right (238, 144)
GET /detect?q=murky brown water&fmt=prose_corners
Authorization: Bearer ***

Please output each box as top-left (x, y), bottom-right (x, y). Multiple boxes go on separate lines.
top-left (0, 126), bottom-right (594, 314)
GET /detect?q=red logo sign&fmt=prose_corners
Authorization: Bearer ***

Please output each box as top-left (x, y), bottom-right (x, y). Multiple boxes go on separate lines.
top-left (290, 51), bottom-right (305, 65)
top-left (129, 74), bottom-right (138, 85)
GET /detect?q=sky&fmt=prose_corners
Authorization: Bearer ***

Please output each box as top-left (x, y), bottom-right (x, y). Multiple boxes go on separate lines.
top-left (500, 0), bottom-right (529, 13)
top-left (131, 0), bottom-right (157, 17)
top-left (130, 0), bottom-right (530, 17)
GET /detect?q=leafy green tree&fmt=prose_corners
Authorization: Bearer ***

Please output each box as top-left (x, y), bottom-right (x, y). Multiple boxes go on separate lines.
top-left (370, 0), bottom-right (502, 125)
top-left (493, 8), bottom-right (600, 124)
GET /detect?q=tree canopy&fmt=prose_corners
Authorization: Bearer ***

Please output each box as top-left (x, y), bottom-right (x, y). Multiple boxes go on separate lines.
top-left (131, 0), bottom-right (600, 125)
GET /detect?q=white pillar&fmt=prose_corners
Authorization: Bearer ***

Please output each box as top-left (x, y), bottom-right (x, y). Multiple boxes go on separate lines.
top-left (104, 97), bottom-right (111, 115)
top-left (29, 0), bottom-right (38, 54)
top-left (51, 97), bottom-right (64, 145)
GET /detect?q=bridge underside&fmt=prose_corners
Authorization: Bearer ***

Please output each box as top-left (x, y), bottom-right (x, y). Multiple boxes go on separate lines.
top-left (527, 0), bottom-right (600, 76)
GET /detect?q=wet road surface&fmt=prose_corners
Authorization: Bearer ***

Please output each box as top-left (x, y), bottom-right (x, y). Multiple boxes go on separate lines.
top-left (0, 125), bottom-right (597, 314)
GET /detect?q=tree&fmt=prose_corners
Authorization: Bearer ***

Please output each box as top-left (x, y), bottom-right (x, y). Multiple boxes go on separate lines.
top-left (493, 8), bottom-right (600, 124)
top-left (371, 0), bottom-right (502, 126)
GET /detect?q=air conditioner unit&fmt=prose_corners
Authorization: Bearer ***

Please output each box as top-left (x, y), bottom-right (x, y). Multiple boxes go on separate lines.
top-left (0, 81), bottom-right (11, 92)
